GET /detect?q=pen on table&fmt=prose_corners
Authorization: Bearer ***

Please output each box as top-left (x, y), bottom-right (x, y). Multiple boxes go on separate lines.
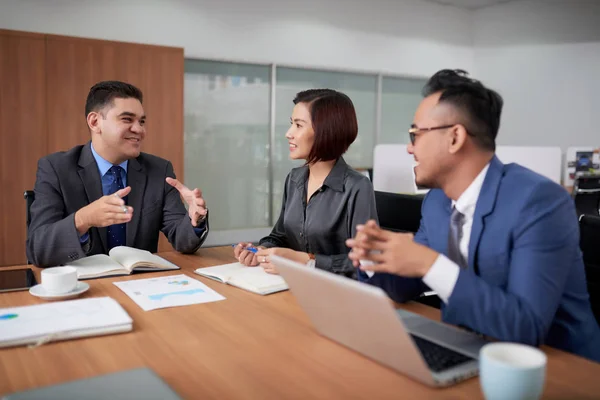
top-left (231, 244), bottom-right (258, 253)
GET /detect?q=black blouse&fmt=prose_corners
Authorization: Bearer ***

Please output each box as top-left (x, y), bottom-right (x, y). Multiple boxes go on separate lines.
top-left (259, 158), bottom-right (378, 278)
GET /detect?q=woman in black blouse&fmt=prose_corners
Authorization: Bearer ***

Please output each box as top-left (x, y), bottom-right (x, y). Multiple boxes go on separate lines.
top-left (233, 89), bottom-right (378, 278)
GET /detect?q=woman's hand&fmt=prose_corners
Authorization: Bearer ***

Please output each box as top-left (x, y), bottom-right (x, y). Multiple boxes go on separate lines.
top-left (255, 248), bottom-right (310, 274)
top-left (233, 242), bottom-right (264, 266)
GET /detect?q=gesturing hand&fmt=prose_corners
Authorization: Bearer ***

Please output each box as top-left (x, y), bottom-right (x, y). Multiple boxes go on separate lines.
top-left (74, 187), bottom-right (134, 235)
top-left (166, 177), bottom-right (208, 227)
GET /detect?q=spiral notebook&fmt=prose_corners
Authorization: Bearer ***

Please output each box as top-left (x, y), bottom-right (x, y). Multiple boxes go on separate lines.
top-left (0, 297), bottom-right (133, 348)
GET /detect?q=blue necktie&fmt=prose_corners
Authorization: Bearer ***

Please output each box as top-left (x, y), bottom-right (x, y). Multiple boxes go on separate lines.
top-left (107, 166), bottom-right (126, 250)
top-left (448, 207), bottom-right (467, 269)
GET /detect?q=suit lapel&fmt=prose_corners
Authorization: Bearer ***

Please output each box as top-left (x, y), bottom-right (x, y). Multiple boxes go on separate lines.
top-left (77, 143), bottom-right (107, 252)
top-left (126, 157), bottom-right (146, 247)
top-left (468, 156), bottom-right (504, 272)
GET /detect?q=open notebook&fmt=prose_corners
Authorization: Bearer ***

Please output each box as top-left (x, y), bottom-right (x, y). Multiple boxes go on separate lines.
top-left (65, 246), bottom-right (179, 280)
top-left (0, 297), bottom-right (133, 348)
top-left (194, 262), bottom-right (288, 295)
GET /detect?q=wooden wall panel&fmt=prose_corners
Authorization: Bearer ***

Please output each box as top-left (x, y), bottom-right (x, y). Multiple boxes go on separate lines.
top-left (0, 30), bottom-right (47, 266)
top-left (45, 35), bottom-right (184, 173)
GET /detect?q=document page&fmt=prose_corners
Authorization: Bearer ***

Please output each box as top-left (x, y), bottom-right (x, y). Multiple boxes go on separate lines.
top-left (113, 274), bottom-right (225, 311)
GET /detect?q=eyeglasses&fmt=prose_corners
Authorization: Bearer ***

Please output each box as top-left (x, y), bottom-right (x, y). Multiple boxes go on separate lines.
top-left (408, 125), bottom-right (455, 145)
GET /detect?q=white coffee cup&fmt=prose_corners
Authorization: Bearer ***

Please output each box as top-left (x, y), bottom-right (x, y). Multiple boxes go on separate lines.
top-left (480, 342), bottom-right (547, 400)
top-left (41, 266), bottom-right (78, 294)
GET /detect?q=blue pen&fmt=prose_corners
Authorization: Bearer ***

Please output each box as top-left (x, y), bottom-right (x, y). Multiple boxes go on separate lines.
top-left (231, 244), bottom-right (258, 253)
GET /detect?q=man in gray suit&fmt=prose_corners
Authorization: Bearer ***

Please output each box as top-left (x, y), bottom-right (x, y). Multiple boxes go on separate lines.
top-left (26, 81), bottom-right (208, 267)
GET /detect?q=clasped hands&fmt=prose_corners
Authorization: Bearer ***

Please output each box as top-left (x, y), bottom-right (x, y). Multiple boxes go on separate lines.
top-left (74, 178), bottom-right (207, 235)
top-left (346, 220), bottom-right (438, 278)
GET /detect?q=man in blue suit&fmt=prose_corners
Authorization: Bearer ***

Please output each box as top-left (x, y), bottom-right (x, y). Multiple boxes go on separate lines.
top-left (347, 69), bottom-right (600, 362)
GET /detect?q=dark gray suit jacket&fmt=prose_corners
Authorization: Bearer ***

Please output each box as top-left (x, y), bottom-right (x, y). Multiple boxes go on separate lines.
top-left (26, 143), bottom-right (208, 267)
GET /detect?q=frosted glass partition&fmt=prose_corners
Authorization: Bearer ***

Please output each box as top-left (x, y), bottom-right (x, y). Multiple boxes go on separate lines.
top-left (380, 77), bottom-right (426, 144)
top-left (273, 67), bottom-right (378, 217)
top-left (184, 60), bottom-right (271, 231)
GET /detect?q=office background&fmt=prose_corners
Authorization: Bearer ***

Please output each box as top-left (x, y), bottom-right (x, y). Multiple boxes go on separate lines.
top-left (1, 0), bottom-right (599, 266)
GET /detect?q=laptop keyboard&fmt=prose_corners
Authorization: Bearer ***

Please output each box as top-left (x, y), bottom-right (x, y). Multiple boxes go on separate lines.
top-left (410, 334), bottom-right (474, 372)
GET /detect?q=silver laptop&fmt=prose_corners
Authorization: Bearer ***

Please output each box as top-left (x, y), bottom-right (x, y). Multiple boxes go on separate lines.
top-left (271, 255), bottom-right (488, 387)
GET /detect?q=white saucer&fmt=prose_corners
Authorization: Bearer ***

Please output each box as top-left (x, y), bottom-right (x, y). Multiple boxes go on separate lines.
top-left (29, 282), bottom-right (90, 301)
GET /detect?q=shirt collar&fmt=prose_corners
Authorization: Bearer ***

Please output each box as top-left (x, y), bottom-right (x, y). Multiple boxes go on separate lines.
top-left (452, 162), bottom-right (490, 219)
top-left (291, 157), bottom-right (348, 193)
top-left (322, 157), bottom-right (348, 192)
top-left (90, 143), bottom-right (128, 177)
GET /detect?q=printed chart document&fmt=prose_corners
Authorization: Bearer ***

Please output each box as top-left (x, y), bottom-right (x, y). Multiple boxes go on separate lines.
top-left (0, 297), bottom-right (132, 348)
top-left (113, 274), bottom-right (225, 311)
top-left (194, 262), bottom-right (288, 295)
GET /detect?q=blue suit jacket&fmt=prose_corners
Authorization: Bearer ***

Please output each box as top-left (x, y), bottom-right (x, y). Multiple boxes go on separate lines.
top-left (366, 156), bottom-right (600, 362)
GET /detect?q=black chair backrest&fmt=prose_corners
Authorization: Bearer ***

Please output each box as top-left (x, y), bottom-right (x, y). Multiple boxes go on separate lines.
top-left (580, 215), bottom-right (600, 265)
top-left (574, 192), bottom-right (600, 217)
top-left (579, 214), bottom-right (600, 325)
top-left (374, 191), bottom-right (424, 234)
top-left (24, 190), bottom-right (35, 232)
top-left (24, 190), bottom-right (35, 265)
top-left (373, 191), bottom-right (440, 308)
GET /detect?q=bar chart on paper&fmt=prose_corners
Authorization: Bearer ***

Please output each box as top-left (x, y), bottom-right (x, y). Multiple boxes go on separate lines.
top-left (114, 274), bottom-right (226, 311)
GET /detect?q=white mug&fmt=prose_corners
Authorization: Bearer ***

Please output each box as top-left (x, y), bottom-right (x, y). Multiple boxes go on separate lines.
top-left (41, 266), bottom-right (78, 294)
top-left (480, 342), bottom-right (547, 400)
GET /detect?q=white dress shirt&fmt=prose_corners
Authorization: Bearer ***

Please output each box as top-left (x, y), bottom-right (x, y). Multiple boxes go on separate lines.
top-left (421, 163), bottom-right (490, 304)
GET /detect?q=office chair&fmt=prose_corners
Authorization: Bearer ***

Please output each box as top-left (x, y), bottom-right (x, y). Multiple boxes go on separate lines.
top-left (24, 190), bottom-right (35, 232)
top-left (574, 193), bottom-right (600, 217)
top-left (373, 191), bottom-right (440, 308)
top-left (24, 190), bottom-right (35, 265)
top-left (573, 174), bottom-right (600, 217)
top-left (374, 191), bottom-right (424, 233)
top-left (579, 215), bottom-right (600, 325)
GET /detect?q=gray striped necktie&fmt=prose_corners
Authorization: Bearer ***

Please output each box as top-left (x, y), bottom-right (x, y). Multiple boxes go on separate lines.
top-left (447, 207), bottom-right (467, 269)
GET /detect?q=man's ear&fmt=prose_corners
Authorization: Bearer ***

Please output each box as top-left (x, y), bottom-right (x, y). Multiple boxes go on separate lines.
top-left (86, 112), bottom-right (101, 134)
top-left (448, 124), bottom-right (468, 154)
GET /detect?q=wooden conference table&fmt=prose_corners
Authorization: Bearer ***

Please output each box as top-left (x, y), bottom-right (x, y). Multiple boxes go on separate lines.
top-left (1, 246), bottom-right (600, 399)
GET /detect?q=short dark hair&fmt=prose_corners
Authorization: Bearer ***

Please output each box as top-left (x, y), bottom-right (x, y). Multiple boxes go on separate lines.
top-left (85, 80), bottom-right (143, 118)
top-left (422, 69), bottom-right (503, 151)
top-left (293, 89), bottom-right (358, 164)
